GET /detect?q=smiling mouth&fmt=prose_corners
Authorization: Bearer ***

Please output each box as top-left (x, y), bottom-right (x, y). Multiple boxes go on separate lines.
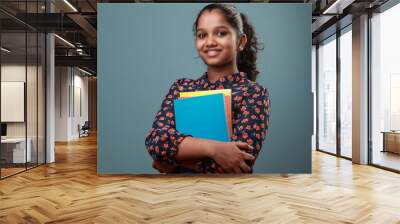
top-left (205, 49), bottom-right (221, 57)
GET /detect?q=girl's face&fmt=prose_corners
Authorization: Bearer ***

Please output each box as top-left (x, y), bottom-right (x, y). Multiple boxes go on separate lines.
top-left (195, 9), bottom-right (240, 69)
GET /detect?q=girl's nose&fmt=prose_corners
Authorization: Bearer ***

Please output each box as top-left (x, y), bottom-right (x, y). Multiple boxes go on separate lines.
top-left (205, 36), bottom-right (217, 47)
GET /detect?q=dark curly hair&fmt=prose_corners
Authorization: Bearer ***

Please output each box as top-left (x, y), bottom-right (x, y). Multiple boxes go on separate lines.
top-left (193, 3), bottom-right (264, 81)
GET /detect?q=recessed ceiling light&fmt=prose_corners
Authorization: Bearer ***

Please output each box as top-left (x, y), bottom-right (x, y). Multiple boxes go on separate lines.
top-left (322, 0), bottom-right (353, 15)
top-left (1, 47), bottom-right (11, 53)
top-left (78, 67), bottom-right (92, 76)
top-left (54, 34), bottom-right (75, 48)
top-left (63, 0), bottom-right (78, 12)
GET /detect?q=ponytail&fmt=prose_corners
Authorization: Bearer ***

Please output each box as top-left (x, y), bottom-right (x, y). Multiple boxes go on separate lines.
top-left (237, 13), bottom-right (264, 81)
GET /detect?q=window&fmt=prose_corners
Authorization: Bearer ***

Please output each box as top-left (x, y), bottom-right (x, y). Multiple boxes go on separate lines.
top-left (371, 2), bottom-right (400, 171)
top-left (318, 35), bottom-right (337, 154)
top-left (340, 27), bottom-right (352, 158)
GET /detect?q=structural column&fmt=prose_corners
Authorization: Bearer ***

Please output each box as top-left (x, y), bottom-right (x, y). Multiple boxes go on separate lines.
top-left (46, 1), bottom-right (55, 163)
top-left (352, 14), bottom-right (369, 164)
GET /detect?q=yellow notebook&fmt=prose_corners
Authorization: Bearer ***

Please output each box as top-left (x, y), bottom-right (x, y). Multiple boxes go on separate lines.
top-left (180, 89), bottom-right (232, 138)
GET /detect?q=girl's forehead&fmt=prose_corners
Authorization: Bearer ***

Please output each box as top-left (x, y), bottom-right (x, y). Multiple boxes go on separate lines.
top-left (197, 10), bottom-right (232, 30)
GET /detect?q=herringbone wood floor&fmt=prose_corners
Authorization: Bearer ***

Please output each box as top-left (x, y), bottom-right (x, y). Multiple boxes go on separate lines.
top-left (1, 134), bottom-right (400, 224)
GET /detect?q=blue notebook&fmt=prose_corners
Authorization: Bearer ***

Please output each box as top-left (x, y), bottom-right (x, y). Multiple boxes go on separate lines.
top-left (174, 93), bottom-right (229, 142)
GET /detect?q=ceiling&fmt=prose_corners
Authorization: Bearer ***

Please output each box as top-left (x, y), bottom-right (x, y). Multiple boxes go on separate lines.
top-left (0, 0), bottom-right (392, 75)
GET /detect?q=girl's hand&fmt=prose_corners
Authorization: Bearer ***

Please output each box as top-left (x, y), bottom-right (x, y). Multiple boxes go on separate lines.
top-left (207, 141), bottom-right (255, 173)
top-left (152, 160), bottom-right (176, 173)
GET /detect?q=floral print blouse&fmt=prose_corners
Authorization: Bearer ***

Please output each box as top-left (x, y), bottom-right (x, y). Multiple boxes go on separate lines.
top-left (145, 72), bottom-right (270, 173)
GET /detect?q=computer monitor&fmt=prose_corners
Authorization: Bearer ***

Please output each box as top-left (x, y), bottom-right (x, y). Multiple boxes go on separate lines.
top-left (1, 123), bottom-right (7, 137)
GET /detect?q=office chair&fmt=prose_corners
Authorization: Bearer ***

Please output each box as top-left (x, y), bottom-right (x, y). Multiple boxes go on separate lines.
top-left (79, 121), bottom-right (90, 138)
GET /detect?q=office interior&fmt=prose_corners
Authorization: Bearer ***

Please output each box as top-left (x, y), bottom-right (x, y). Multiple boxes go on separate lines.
top-left (0, 0), bottom-right (399, 222)
top-left (0, 0), bottom-right (97, 179)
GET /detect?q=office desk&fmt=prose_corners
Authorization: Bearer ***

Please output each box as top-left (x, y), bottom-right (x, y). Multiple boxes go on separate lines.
top-left (1, 138), bottom-right (32, 163)
top-left (382, 131), bottom-right (400, 154)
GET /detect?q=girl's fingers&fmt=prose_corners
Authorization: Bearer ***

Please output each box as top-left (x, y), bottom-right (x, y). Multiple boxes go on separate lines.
top-left (239, 161), bottom-right (251, 173)
top-left (234, 141), bottom-right (253, 151)
top-left (242, 151), bottom-right (255, 161)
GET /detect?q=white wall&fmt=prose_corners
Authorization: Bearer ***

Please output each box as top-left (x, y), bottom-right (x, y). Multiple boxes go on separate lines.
top-left (1, 65), bottom-right (27, 141)
top-left (55, 66), bottom-right (70, 141)
top-left (1, 63), bottom-right (46, 163)
top-left (70, 72), bottom-right (89, 138)
top-left (1, 64), bottom-right (41, 137)
top-left (55, 67), bottom-right (89, 141)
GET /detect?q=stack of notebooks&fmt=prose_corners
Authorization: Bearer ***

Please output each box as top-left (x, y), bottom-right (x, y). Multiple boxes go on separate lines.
top-left (173, 89), bottom-right (232, 142)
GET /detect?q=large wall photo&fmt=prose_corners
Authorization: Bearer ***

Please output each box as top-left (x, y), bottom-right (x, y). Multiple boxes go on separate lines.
top-left (98, 3), bottom-right (312, 174)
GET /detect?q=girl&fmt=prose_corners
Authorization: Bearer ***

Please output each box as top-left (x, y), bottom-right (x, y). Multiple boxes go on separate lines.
top-left (145, 3), bottom-right (270, 174)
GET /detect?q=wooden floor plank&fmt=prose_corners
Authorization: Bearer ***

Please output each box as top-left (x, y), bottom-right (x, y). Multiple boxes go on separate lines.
top-left (0, 134), bottom-right (400, 223)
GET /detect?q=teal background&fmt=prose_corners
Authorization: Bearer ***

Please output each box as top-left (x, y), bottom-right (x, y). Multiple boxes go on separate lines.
top-left (98, 3), bottom-right (312, 174)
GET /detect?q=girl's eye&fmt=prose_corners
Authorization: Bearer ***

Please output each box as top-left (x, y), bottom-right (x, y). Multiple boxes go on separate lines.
top-left (217, 31), bottom-right (227, 37)
top-left (197, 33), bottom-right (206, 39)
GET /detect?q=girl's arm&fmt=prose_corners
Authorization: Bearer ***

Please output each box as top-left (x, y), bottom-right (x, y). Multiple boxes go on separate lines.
top-left (145, 79), bottom-right (191, 164)
top-left (150, 135), bottom-right (256, 173)
top-left (145, 80), bottom-right (268, 173)
top-left (176, 137), bottom-right (255, 173)
top-left (145, 79), bottom-right (254, 168)
top-left (153, 159), bottom-right (202, 173)
top-left (199, 85), bottom-right (271, 173)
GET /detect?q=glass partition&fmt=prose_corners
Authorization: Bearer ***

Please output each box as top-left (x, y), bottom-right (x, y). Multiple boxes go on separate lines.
top-left (1, 31), bottom-right (28, 177)
top-left (317, 35), bottom-right (337, 154)
top-left (0, 1), bottom-right (46, 179)
top-left (27, 30), bottom-right (38, 169)
top-left (38, 32), bottom-right (45, 165)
